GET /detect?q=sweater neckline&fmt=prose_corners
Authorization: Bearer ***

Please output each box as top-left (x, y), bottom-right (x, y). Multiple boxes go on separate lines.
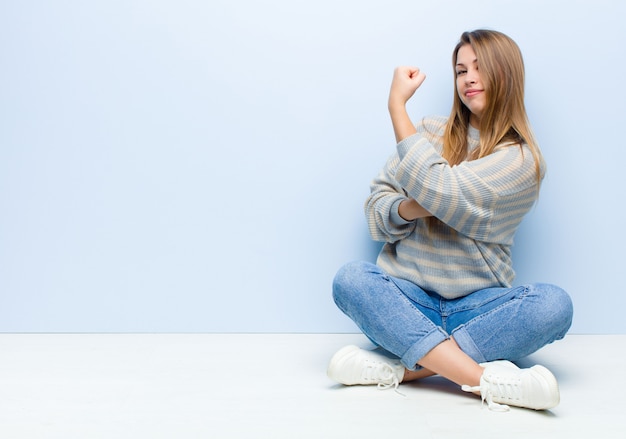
top-left (468, 124), bottom-right (480, 140)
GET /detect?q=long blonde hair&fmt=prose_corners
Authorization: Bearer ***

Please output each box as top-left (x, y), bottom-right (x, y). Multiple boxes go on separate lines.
top-left (443, 30), bottom-right (544, 184)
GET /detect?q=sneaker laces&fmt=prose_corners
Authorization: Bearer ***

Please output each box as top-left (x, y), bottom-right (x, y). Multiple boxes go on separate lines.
top-left (362, 362), bottom-right (399, 389)
top-left (461, 384), bottom-right (510, 412)
top-left (364, 362), bottom-right (405, 396)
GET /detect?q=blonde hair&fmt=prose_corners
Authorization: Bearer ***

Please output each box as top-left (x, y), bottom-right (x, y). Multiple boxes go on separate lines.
top-left (443, 29), bottom-right (544, 184)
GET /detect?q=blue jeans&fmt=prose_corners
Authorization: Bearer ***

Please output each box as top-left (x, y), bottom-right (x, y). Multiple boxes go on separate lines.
top-left (332, 261), bottom-right (573, 371)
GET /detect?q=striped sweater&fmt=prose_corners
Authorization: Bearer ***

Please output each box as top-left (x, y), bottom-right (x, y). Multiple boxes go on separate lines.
top-left (366, 115), bottom-right (544, 299)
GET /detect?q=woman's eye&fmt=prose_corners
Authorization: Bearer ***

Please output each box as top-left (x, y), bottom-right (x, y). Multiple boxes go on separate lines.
top-left (456, 70), bottom-right (467, 76)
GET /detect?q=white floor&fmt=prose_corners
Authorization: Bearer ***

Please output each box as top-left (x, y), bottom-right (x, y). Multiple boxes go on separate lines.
top-left (0, 333), bottom-right (623, 438)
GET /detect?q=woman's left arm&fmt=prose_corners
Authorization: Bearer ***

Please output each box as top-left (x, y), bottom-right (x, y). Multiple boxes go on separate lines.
top-left (397, 198), bottom-right (431, 221)
top-left (394, 139), bottom-right (541, 242)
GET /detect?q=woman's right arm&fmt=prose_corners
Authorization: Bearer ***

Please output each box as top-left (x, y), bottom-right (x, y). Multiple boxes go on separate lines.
top-left (387, 66), bottom-right (432, 222)
top-left (364, 67), bottom-right (434, 242)
top-left (388, 66), bottom-right (426, 143)
top-left (364, 154), bottom-right (426, 243)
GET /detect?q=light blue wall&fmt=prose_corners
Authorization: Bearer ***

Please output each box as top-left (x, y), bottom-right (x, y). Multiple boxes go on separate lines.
top-left (1, 0), bottom-right (623, 333)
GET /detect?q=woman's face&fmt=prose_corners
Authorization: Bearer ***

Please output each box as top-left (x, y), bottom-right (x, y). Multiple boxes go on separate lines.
top-left (456, 44), bottom-right (486, 127)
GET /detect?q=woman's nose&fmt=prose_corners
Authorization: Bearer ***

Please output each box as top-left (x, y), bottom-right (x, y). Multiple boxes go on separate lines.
top-left (465, 69), bottom-right (478, 85)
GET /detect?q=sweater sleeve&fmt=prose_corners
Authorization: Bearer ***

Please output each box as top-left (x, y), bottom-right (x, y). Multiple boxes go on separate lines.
top-left (364, 153), bottom-right (416, 243)
top-left (394, 133), bottom-right (542, 243)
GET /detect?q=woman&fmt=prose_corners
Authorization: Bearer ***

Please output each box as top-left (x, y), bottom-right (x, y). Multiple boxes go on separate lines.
top-left (327, 29), bottom-right (573, 411)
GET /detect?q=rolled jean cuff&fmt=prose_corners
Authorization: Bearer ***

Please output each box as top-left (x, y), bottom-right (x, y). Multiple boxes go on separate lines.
top-left (401, 327), bottom-right (449, 371)
top-left (451, 325), bottom-right (487, 364)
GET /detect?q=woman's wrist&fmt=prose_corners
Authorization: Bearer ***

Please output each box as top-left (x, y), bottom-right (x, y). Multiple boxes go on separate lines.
top-left (398, 199), bottom-right (432, 220)
top-left (398, 199), bottom-right (416, 221)
top-left (388, 95), bottom-right (407, 113)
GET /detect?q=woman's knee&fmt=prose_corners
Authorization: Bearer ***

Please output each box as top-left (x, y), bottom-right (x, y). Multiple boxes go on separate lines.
top-left (528, 283), bottom-right (574, 338)
top-left (333, 261), bottom-right (365, 304)
top-left (332, 261), bottom-right (378, 310)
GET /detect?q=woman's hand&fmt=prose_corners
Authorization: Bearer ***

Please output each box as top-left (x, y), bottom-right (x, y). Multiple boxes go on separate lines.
top-left (388, 66), bottom-right (426, 108)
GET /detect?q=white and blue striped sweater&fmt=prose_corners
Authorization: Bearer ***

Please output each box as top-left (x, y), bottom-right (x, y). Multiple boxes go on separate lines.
top-left (366, 116), bottom-right (544, 299)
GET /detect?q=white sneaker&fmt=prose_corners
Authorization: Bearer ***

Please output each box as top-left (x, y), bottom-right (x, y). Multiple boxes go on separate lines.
top-left (462, 361), bottom-right (560, 411)
top-left (327, 345), bottom-right (405, 391)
